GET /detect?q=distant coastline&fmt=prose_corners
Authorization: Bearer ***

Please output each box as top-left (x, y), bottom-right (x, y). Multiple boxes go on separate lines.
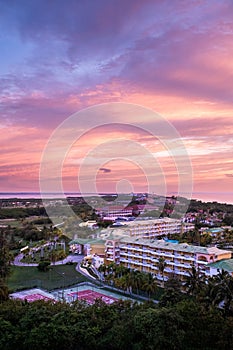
top-left (0, 192), bottom-right (232, 205)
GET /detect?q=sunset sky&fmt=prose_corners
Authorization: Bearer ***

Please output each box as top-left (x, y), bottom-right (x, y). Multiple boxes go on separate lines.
top-left (0, 0), bottom-right (233, 203)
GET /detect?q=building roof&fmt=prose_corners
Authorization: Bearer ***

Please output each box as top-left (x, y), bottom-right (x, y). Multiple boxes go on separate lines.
top-left (208, 259), bottom-right (233, 272)
top-left (123, 217), bottom-right (181, 227)
top-left (69, 238), bottom-right (105, 245)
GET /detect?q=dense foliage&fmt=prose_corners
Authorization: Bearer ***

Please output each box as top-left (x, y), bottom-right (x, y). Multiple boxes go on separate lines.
top-left (0, 297), bottom-right (232, 350)
top-left (0, 207), bottom-right (47, 219)
top-left (188, 199), bottom-right (233, 215)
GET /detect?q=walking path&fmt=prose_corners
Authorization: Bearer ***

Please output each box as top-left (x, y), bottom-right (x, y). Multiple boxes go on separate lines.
top-left (13, 253), bottom-right (159, 303)
top-left (13, 248), bottom-right (97, 279)
top-left (13, 253), bottom-right (84, 267)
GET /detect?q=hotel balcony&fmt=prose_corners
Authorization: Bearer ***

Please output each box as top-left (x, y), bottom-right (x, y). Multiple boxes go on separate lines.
top-left (181, 255), bottom-right (195, 261)
top-left (120, 251), bottom-right (130, 256)
top-left (197, 260), bottom-right (208, 265)
top-left (142, 262), bottom-right (152, 267)
top-left (142, 249), bottom-right (153, 254)
top-left (126, 253), bottom-right (143, 259)
top-left (174, 262), bottom-right (191, 268)
top-left (164, 267), bottom-right (174, 273)
top-left (106, 257), bottom-right (114, 261)
top-left (174, 255), bottom-right (185, 260)
top-left (174, 270), bottom-right (190, 276)
top-left (163, 252), bottom-right (174, 258)
top-left (142, 254), bottom-right (151, 259)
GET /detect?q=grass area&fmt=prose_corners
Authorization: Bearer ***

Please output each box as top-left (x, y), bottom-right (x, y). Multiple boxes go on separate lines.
top-left (7, 264), bottom-right (89, 292)
top-left (21, 246), bottom-right (69, 264)
top-left (0, 219), bottom-right (22, 228)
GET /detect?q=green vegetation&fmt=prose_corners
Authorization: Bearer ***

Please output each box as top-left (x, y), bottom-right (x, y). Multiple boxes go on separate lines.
top-left (7, 265), bottom-right (87, 292)
top-left (21, 244), bottom-right (68, 264)
top-left (99, 263), bottom-right (164, 300)
top-left (0, 219), bottom-right (21, 228)
top-left (188, 199), bottom-right (233, 215)
top-left (0, 295), bottom-right (232, 349)
top-left (0, 207), bottom-right (46, 219)
top-left (1, 198), bottom-right (233, 348)
top-left (37, 260), bottom-right (51, 272)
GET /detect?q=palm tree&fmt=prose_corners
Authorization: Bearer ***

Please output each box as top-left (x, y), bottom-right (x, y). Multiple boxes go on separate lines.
top-left (184, 265), bottom-right (206, 296)
top-left (98, 263), bottom-right (107, 278)
top-left (121, 274), bottom-right (133, 294)
top-left (0, 279), bottom-right (9, 302)
top-left (0, 230), bottom-right (12, 280)
top-left (115, 264), bottom-right (128, 278)
top-left (158, 257), bottom-right (167, 287)
top-left (106, 262), bottom-right (117, 278)
top-left (211, 269), bottom-right (233, 314)
top-left (128, 270), bottom-right (144, 295)
top-left (142, 273), bottom-right (157, 300)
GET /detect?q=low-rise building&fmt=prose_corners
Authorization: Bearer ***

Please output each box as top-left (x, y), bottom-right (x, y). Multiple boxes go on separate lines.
top-left (208, 258), bottom-right (233, 277)
top-left (125, 218), bottom-right (182, 238)
top-left (113, 218), bottom-right (193, 239)
top-left (79, 220), bottom-right (98, 229)
top-left (105, 237), bottom-right (232, 281)
top-left (96, 206), bottom-right (133, 218)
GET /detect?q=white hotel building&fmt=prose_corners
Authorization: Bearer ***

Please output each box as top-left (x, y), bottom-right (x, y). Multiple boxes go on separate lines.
top-left (115, 218), bottom-right (194, 239)
top-left (105, 237), bottom-right (231, 281)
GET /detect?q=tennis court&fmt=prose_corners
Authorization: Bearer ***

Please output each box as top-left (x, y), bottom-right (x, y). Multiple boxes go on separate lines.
top-left (67, 289), bottom-right (118, 304)
top-left (10, 288), bottom-right (56, 302)
top-left (10, 284), bottom-right (132, 305)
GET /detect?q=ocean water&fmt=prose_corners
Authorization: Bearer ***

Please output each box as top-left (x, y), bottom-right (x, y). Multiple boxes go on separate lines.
top-left (0, 192), bottom-right (101, 199)
top-left (0, 192), bottom-right (232, 204)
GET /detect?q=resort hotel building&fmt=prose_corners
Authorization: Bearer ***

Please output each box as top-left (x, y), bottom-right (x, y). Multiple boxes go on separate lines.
top-left (70, 217), bottom-right (231, 281)
top-left (104, 237), bottom-right (232, 281)
top-left (122, 218), bottom-right (194, 238)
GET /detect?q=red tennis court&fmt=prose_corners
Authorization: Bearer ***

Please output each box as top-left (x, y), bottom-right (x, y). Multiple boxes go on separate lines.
top-left (67, 289), bottom-right (118, 305)
top-left (18, 293), bottom-right (54, 302)
top-left (10, 289), bottom-right (56, 302)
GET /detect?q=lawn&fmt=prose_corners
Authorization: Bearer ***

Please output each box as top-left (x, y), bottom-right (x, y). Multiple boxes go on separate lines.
top-left (0, 219), bottom-right (21, 228)
top-left (8, 264), bottom-right (89, 292)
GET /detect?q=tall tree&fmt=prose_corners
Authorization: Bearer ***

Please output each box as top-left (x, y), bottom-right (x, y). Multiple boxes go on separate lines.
top-left (0, 230), bottom-right (12, 280)
top-left (184, 265), bottom-right (206, 296)
top-left (0, 279), bottom-right (9, 302)
top-left (158, 257), bottom-right (167, 287)
top-left (142, 272), bottom-right (157, 300)
top-left (210, 269), bottom-right (233, 315)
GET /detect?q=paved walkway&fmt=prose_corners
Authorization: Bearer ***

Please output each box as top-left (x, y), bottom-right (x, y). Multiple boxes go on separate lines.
top-left (13, 253), bottom-right (84, 267)
top-left (13, 254), bottom-right (38, 266)
top-left (76, 263), bottom-right (97, 280)
top-left (13, 250), bottom-right (102, 284)
top-left (12, 254), bottom-right (159, 303)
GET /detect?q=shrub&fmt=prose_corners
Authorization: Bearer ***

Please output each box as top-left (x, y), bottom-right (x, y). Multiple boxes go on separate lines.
top-left (37, 261), bottom-right (50, 272)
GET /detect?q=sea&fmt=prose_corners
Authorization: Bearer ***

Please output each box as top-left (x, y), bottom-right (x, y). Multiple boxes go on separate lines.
top-left (0, 192), bottom-right (232, 204)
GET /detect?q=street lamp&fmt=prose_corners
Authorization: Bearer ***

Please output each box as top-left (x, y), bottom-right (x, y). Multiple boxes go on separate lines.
top-left (62, 272), bottom-right (65, 300)
top-left (53, 269), bottom-right (65, 301)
